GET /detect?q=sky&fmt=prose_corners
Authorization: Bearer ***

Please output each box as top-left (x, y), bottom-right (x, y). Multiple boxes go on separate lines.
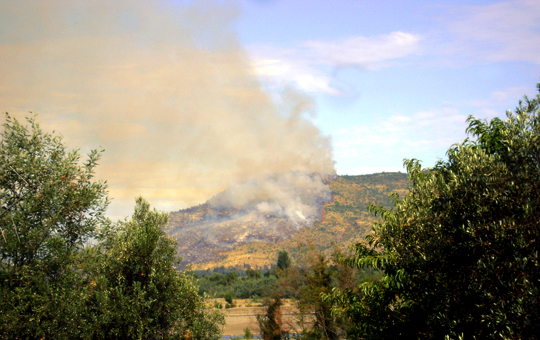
top-left (234, 0), bottom-right (540, 174)
top-left (1, 0), bottom-right (539, 218)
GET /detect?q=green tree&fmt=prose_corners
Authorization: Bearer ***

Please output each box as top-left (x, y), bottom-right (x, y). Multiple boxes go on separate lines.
top-left (331, 86), bottom-right (540, 339)
top-left (228, 270), bottom-right (239, 283)
top-left (0, 113), bottom-right (108, 338)
top-left (224, 292), bottom-right (234, 306)
top-left (244, 327), bottom-right (253, 339)
top-left (246, 268), bottom-right (262, 279)
top-left (257, 294), bottom-right (286, 340)
top-left (0, 114), bottom-right (225, 339)
top-left (297, 255), bottom-right (342, 340)
top-left (88, 197), bottom-right (224, 339)
top-left (279, 245), bottom-right (353, 340)
top-left (276, 250), bottom-right (291, 271)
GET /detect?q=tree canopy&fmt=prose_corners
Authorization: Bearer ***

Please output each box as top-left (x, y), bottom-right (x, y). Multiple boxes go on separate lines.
top-left (88, 197), bottom-right (224, 339)
top-left (0, 114), bottom-right (108, 268)
top-left (331, 85), bottom-right (540, 339)
top-left (0, 114), bottom-right (223, 339)
top-left (277, 250), bottom-right (291, 271)
top-left (0, 114), bottom-right (109, 338)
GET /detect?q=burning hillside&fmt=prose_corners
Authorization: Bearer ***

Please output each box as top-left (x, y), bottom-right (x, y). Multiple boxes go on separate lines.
top-left (167, 172), bottom-right (335, 266)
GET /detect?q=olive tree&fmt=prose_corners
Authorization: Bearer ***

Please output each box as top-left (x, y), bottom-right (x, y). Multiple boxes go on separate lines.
top-left (0, 113), bottom-right (108, 338)
top-left (0, 114), bottom-right (224, 339)
top-left (331, 86), bottom-right (540, 339)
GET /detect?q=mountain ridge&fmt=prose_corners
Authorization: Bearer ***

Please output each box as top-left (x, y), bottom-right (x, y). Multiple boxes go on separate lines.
top-left (166, 172), bottom-right (408, 270)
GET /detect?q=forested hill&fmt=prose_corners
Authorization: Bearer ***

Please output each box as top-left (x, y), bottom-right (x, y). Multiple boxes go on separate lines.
top-left (167, 172), bottom-right (409, 270)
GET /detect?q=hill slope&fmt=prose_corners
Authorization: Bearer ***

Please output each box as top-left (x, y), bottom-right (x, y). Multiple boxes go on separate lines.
top-left (167, 172), bottom-right (408, 269)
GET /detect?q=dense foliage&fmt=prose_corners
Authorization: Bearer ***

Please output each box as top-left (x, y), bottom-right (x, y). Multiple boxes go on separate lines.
top-left (87, 197), bottom-right (224, 339)
top-left (275, 247), bottom-right (380, 340)
top-left (0, 114), bottom-right (223, 339)
top-left (331, 86), bottom-right (540, 339)
top-left (0, 114), bottom-right (109, 338)
top-left (293, 254), bottom-right (346, 340)
top-left (196, 268), bottom-right (279, 299)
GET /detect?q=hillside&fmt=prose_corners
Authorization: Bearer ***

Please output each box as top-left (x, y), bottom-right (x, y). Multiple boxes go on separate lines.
top-left (167, 172), bottom-right (408, 269)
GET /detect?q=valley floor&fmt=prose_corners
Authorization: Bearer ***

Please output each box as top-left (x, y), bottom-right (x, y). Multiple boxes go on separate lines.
top-left (216, 299), bottom-right (305, 336)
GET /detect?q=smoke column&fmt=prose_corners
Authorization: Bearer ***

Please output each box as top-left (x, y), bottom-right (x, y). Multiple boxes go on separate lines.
top-left (0, 0), bottom-right (335, 218)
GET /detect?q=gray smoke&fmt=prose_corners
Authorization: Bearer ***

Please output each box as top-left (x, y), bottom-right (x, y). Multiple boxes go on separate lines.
top-left (0, 0), bottom-right (335, 218)
top-left (209, 171), bottom-right (332, 223)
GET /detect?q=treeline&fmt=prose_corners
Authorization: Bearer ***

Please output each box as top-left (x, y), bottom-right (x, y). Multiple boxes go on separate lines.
top-left (196, 269), bottom-right (278, 300)
top-left (0, 115), bottom-right (224, 339)
top-left (195, 249), bottom-right (381, 301)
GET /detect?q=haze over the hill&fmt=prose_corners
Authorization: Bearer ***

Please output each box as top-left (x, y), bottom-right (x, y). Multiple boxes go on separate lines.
top-left (0, 1), bottom-right (335, 218)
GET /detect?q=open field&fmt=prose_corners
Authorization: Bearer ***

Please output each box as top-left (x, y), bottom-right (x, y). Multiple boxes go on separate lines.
top-left (213, 299), bottom-right (306, 336)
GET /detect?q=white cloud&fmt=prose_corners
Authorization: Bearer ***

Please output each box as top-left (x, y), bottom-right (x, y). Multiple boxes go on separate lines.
top-left (491, 86), bottom-right (530, 102)
top-left (303, 32), bottom-right (422, 69)
top-left (479, 108), bottom-right (502, 117)
top-left (248, 31), bottom-right (422, 95)
top-left (336, 107), bottom-right (467, 151)
top-left (249, 0), bottom-right (540, 95)
top-left (251, 57), bottom-right (338, 94)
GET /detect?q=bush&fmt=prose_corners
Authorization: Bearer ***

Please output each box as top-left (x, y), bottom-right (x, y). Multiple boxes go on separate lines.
top-left (244, 327), bottom-right (253, 339)
top-left (224, 292), bottom-right (234, 305)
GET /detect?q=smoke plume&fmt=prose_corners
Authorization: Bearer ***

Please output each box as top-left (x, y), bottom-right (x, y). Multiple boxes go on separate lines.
top-left (209, 172), bottom-right (332, 223)
top-left (0, 0), bottom-right (335, 218)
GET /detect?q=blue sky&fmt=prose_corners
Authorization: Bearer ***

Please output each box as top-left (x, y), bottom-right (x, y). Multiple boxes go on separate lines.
top-left (1, 0), bottom-right (539, 217)
top-left (233, 0), bottom-right (540, 173)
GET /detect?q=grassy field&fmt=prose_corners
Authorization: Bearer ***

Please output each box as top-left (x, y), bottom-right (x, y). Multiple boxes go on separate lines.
top-left (214, 299), bottom-right (305, 336)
